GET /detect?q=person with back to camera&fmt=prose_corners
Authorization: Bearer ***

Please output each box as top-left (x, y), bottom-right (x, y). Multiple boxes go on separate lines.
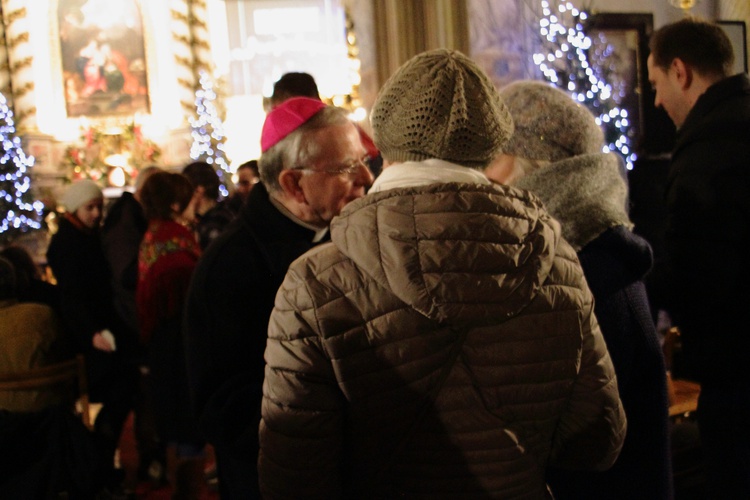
top-left (487, 80), bottom-right (672, 499)
top-left (0, 255), bottom-right (71, 413)
top-left (184, 97), bottom-right (374, 498)
top-left (0, 244), bottom-right (60, 312)
top-left (100, 165), bottom-right (166, 484)
top-left (0, 256), bottom-right (103, 498)
top-left (647, 17), bottom-right (750, 497)
top-left (257, 49), bottom-right (626, 498)
top-left (46, 179), bottom-right (138, 495)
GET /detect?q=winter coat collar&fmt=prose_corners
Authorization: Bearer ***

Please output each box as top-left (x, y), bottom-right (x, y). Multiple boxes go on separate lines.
top-left (679, 74), bottom-right (750, 135)
top-left (369, 159), bottom-right (492, 193)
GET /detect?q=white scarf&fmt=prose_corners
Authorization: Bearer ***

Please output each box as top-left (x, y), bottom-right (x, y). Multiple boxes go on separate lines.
top-left (369, 159), bottom-right (493, 193)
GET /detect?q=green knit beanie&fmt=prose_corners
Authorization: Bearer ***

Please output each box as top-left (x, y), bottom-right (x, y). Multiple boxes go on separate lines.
top-left (371, 49), bottom-right (513, 168)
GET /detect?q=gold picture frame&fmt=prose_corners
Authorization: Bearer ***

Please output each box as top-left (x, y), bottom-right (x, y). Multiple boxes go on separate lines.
top-left (57, 0), bottom-right (151, 118)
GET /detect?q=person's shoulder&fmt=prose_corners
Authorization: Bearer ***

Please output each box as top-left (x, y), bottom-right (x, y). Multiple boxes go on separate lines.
top-left (192, 219), bottom-right (261, 282)
top-left (203, 200), bottom-right (235, 223)
top-left (5, 301), bottom-right (59, 325)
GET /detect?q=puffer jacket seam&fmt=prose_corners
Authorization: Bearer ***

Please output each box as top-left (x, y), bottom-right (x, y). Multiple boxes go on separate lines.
top-left (410, 192), bottom-right (434, 307)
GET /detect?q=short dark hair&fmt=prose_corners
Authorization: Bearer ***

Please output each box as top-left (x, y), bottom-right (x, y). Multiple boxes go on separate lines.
top-left (182, 161), bottom-right (220, 200)
top-left (650, 17), bottom-right (734, 79)
top-left (271, 72), bottom-right (320, 107)
top-left (140, 172), bottom-right (194, 220)
top-left (0, 245), bottom-right (41, 299)
top-left (0, 256), bottom-right (17, 301)
top-left (237, 160), bottom-right (259, 177)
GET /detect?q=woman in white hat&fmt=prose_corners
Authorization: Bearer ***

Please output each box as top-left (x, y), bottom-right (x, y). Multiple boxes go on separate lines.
top-left (46, 179), bottom-right (138, 495)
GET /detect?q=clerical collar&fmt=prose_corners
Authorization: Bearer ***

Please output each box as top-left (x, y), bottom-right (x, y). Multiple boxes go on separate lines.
top-left (268, 194), bottom-right (329, 243)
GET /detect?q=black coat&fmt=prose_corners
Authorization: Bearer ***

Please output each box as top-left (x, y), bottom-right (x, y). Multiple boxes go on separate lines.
top-left (46, 216), bottom-right (118, 351)
top-left (547, 226), bottom-right (673, 499)
top-left (184, 183), bottom-right (322, 496)
top-left (664, 73), bottom-right (750, 383)
top-left (46, 216), bottom-right (136, 403)
top-left (101, 191), bottom-right (147, 342)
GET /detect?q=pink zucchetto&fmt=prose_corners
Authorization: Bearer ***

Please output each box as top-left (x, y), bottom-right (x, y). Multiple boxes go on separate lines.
top-left (260, 97), bottom-right (328, 153)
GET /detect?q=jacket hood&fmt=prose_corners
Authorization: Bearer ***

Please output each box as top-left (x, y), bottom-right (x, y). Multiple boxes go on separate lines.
top-left (330, 182), bottom-right (563, 325)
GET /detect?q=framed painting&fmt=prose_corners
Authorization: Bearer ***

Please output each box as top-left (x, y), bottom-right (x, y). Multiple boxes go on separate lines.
top-left (718, 20), bottom-right (748, 75)
top-left (585, 13), bottom-right (675, 156)
top-left (58, 0), bottom-right (150, 117)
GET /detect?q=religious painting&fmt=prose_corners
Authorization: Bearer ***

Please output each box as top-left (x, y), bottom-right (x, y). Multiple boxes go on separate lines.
top-left (58, 0), bottom-right (150, 117)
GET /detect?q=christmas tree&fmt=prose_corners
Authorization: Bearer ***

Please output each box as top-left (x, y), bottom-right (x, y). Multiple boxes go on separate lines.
top-left (0, 93), bottom-right (43, 245)
top-left (190, 70), bottom-right (231, 197)
top-left (533, 0), bottom-right (635, 169)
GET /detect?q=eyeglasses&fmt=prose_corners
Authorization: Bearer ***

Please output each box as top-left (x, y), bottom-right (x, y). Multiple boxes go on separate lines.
top-left (293, 155), bottom-right (371, 176)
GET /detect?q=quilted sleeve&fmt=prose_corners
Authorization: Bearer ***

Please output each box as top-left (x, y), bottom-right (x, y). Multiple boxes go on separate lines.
top-left (549, 286), bottom-right (627, 471)
top-left (258, 266), bottom-right (347, 499)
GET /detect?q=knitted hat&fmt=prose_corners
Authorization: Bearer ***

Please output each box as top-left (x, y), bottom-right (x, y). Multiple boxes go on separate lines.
top-left (61, 179), bottom-right (103, 213)
top-left (370, 49), bottom-right (513, 168)
top-left (261, 97), bottom-right (327, 152)
top-left (499, 80), bottom-right (604, 162)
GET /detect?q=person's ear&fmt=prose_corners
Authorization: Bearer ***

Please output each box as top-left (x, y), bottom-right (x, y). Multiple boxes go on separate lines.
top-left (278, 169), bottom-right (307, 204)
top-left (672, 58), bottom-right (692, 90)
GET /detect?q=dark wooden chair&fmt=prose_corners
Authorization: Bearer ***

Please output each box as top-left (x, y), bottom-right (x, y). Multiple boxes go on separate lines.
top-left (0, 354), bottom-right (91, 429)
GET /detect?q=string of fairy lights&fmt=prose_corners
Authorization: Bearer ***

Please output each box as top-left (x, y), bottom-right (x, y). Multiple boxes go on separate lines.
top-left (189, 70), bottom-right (231, 198)
top-left (0, 93), bottom-right (43, 243)
top-left (532, 0), bottom-right (635, 170)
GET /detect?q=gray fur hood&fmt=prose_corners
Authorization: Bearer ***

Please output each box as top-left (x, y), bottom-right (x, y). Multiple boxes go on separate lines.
top-left (514, 152), bottom-right (632, 251)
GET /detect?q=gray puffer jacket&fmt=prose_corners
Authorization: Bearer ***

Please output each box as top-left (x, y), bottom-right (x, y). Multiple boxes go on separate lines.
top-left (259, 183), bottom-right (626, 499)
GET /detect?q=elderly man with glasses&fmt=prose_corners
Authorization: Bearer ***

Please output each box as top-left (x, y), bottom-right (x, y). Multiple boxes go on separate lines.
top-left (184, 97), bottom-right (373, 499)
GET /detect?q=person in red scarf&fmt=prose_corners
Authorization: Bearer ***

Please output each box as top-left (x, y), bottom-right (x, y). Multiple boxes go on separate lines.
top-left (136, 171), bottom-right (206, 496)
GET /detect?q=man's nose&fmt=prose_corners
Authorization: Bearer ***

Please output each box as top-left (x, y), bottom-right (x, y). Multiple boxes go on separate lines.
top-left (355, 163), bottom-right (375, 188)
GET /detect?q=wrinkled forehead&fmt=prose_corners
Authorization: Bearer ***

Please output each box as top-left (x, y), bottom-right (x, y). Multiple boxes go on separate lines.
top-left (300, 121), bottom-right (363, 162)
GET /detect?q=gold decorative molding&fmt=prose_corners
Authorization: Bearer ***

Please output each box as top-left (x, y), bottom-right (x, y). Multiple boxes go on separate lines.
top-left (4, 7), bottom-right (27, 26)
top-left (14, 106), bottom-right (35, 124)
top-left (11, 80), bottom-right (33, 97)
top-left (10, 56), bottom-right (32, 73)
top-left (171, 10), bottom-right (189, 22)
top-left (172, 34), bottom-right (210, 50)
top-left (7, 32), bottom-right (28, 50)
top-left (174, 55), bottom-right (193, 68)
top-left (177, 77), bottom-right (194, 89)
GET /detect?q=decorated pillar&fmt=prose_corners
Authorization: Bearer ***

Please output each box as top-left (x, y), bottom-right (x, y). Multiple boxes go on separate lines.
top-left (0, 1), bottom-right (36, 132)
top-left (171, 0), bottom-right (214, 124)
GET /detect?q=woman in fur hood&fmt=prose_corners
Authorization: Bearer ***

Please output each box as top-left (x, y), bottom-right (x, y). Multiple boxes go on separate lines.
top-left (487, 80), bottom-right (673, 500)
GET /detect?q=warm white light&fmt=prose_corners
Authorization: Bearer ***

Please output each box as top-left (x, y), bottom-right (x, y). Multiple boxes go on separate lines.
top-left (108, 167), bottom-right (126, 187)
top-left (104, 153), bottom-right (129, 168)
top-left (349, 107), bottom-right (367, 123)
